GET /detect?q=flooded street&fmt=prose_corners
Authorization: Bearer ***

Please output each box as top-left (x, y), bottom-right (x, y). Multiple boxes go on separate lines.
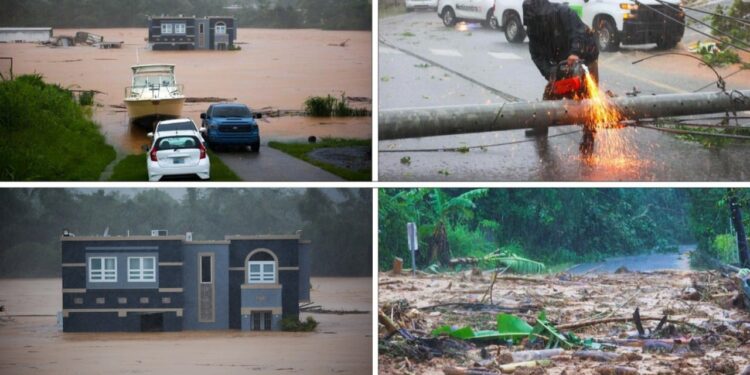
top-left (0, 28), bottom-right (372, 154)
top-left (378, 11), bottom-right (750, 181)
top-left (0, 277), bottom-right (372, 374)
top-left (566, 244), bottom-right (695, 274)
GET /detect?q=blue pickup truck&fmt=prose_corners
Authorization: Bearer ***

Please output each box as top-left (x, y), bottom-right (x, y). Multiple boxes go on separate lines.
top-left (200, 103), bottom-right (262, 152)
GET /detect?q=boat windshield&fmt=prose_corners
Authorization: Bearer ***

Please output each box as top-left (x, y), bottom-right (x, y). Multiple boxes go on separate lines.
top-left (133, 74), bottom-right (175, 88)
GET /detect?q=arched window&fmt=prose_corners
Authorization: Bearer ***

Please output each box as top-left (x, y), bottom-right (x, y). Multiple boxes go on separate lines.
top-left (245, 249), bottom-right (277, 284)
top-left (215, 22), bottom-right (226, 35)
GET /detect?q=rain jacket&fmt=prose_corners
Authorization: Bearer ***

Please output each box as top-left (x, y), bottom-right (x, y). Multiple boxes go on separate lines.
top-left (523, 0), bottom-right (599, 80)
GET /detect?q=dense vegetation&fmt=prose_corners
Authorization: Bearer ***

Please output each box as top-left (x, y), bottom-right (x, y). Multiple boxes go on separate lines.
top-left (687, 188), bottom-right (750, 266)
top-left (379, 189), bottom-right (698, 271)
top-left (0, 0), bottom-right (371, 30)
top-left (0, 188), bottom-right (372, 277)
top-left (0, 74), bottom-right (116, 181)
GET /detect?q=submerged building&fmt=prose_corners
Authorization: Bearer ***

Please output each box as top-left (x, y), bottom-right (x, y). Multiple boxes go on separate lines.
top-left (147, 16), bottom-right (235, 50)
top-left (0, 27), bottom-right (53, 43)
top-left (61, 231), bottom-right (312, 332)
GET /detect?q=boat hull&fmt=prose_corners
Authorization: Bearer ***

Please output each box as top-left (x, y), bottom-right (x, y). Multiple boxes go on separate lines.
top-left (125, 97), bottom-right (185, 128)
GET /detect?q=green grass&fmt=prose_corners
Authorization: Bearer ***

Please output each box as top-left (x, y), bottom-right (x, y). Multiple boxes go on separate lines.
top-left (379, 4), bottom-right (407, 18)
top-left (268, 138), bottom-right (371, 181)
top-left (108, 150), bottom-right (241, 181)
top-left (0, 74), bottom-right (116, 180)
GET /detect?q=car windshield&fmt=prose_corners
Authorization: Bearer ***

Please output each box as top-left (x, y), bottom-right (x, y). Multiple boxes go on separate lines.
top-left (157, 121), bottom-right (196, 132)
top-left (213, 106), bottom-right (252, 117)
top-left (156, 136), bottom-right (200, 150)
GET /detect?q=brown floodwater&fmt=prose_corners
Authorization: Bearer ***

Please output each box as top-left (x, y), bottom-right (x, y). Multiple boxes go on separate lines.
top-left (0, 28), bottom-right (372, 153)
top-left (0, 277), bottom-right (372, 374)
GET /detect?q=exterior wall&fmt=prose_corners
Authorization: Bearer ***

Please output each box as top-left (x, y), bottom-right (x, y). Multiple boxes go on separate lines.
top-left (194, 19), bottom-right (210, 49)
top-left (208, 17), bottom-right (235, 50)
top-left (240, 285), bottom-right (282, 331)
top-left (0, 28), bottom-right (52, 43)
top-left (228, 239), bottom-right (300, 329)
top-left (149, 18), bottom-right (196, 50)
top-left (298, 242), bottom-right (312, 303)
top-left (181, 243), bottom-right (229, 330)
top-left (61, 238), bottom-right (184, 332)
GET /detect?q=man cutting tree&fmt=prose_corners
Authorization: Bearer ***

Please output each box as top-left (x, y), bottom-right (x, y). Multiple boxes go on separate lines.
top-left (522, 0), bottom-right (600, 143)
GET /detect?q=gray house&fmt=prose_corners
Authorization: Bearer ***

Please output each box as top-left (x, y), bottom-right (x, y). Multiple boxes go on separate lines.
top-left (148, 16), bottom-right (235, 50)
top-left (61, 231), bottom-right (312, 332)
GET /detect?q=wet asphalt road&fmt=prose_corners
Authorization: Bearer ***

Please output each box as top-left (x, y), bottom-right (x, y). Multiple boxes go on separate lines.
top-left (566, 245), bottom-right (694, 274)
top-left (378, 11), bottom-right (750, 181)
top-left (211, 140), bottom-right (342, 182)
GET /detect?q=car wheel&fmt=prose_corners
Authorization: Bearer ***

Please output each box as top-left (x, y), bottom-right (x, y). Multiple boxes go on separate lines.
top-left (656, 36), bottom-right (679, 50)
top-left (595, 17), bottom-right (620, 52)
top-left (488, 14), bottom-right (500, 30)
top-left (442, 7), bottom-right (456, 27)
top-left (250, 142), bottom-right (260, 153)
top-left (504, 12), bottom-right (526, 43)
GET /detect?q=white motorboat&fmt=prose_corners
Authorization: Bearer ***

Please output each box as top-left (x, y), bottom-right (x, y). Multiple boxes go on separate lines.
top-left (124, 64), bottom-right (185, 127)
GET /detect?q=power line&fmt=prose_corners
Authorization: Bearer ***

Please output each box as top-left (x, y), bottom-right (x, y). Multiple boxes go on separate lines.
top-left (634, 0), bottom-right (750, 54)
top-left (654, 0), bottom-right (750, 49)
top-left (679, 3), bottom-right (750, 27)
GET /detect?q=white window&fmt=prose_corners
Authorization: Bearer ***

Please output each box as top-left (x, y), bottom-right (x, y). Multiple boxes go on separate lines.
top-left (174, 23), bottom-right (186, 34)
top-left (89, 257), bottom-right (117, 282)
top-left (161, 23), bottom-right (173, 34)
top-left (128, 256), bottom-right (156, 282)
top-left (215, 22), bottom-right (226, 35)
top-left (248, 261), bottom-right (275, 283)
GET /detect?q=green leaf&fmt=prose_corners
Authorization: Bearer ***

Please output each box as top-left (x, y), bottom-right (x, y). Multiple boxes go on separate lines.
top-left (497, 313), bottom-right (533, 334)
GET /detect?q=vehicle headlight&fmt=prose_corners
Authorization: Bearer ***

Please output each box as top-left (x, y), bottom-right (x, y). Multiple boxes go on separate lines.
top-left (620, 3), bottom-right (638, 10)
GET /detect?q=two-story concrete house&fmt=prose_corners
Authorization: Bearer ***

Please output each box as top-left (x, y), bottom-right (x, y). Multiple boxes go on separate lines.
top-left (148, 16), bottom-right (236, 50)
top-left (60, 231), bottom-right (311, 332)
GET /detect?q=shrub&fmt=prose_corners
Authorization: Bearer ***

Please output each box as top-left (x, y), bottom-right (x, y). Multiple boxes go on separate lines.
top-left (304, 93), bottom-right (371, 117)
top-left (281, 316), bottom-right (318, 332)
top-left (0, 74), bottom-right (115, 180)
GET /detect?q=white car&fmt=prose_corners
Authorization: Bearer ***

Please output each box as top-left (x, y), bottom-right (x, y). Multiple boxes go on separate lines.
top-left (437, 0), bottom-right (498, 29)
top-left (146, 120), bottom-right (210, 181)
top-left (493, 0), bottom-right (684, 51)
top-left (406, 0), bottom-right (438, 11)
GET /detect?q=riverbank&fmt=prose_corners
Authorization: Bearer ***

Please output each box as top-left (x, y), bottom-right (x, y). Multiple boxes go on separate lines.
top-left (0, 75), bottom-right (115, 180)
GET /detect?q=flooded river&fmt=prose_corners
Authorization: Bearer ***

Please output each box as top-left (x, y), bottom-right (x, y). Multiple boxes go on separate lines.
top-left (0, 277), bottom-right (372, 374)
top-left (0, 28), bottom-right (372, 154)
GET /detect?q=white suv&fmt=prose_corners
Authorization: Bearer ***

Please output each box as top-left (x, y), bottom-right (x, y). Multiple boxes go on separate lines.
top-left (147, 119), bottom-right (210, 181)
top-left (437, 0), bottom-right (499, 29)
top-left (493, 0), bottom-right (684, 51)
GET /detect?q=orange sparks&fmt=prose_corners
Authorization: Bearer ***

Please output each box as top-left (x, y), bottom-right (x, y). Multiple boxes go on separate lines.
top-left (577, 65), bottom-right (640, 169)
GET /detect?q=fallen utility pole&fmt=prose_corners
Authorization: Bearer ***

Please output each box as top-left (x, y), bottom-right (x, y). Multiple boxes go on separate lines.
top-left (379, 90), bottom-right (750, 140)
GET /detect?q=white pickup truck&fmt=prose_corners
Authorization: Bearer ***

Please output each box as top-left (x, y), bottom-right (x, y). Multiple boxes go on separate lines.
top-left (492, 0), bottom-right (685, 51)
top-left (437, 0), bottom-right (501, 29)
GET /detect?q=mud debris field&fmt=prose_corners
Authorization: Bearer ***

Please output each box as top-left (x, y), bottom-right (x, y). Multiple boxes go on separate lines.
top-left (378, 270), bottom-right (750, 374)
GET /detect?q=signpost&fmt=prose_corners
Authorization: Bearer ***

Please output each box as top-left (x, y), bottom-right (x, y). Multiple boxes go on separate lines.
top-left (407, 222), bottom-right (418, 277)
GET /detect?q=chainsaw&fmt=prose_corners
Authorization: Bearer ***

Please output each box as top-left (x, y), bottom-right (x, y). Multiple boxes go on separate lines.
top-left (548, 60), bottom-right (588, 99)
